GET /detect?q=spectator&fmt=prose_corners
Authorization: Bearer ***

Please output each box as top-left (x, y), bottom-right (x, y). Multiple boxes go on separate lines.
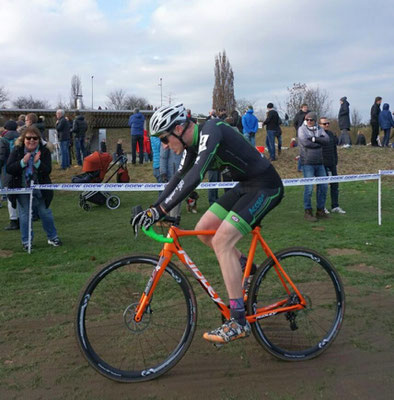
top-left (17, 114), bottom-right (26, 129)
top-left (0, 120), bottom-right (20, 230)
top-left (355, 131), bottom-right (367, 145)
top-left (186, 109), bottom-right (197, 123)
top-left (100, 138), bottom-right (107, 153)
top-left (71, 111), bottom-right (88, 165)
top-left (337, 97), bottom-right (351, 146)
top-left (319, 117), bottom-right (346, 215)
top-left (242, 105), bottom-right (258, 146)
top-left (55, 109), bottom-right (71, 170)
top-left (207, 109), bottom-right (217, 120)
top-left (263, 103), bottom-right (281, 161)
top-left (230, 109), bottom-right (243, 133)
top-left (160, 145), bottom-right (182, 221)
top-left (293, 104), bottom-right (309, 172)
top-left (298, 112), bottom-right (329, 221)
top-left (218, 108), bottom-right (227, 120)
top-left (293, 104), bottom-right (309, 135)
top-left (370, 97), bottom-right (382, 146)
top-left (36, 116), bottom-right (47, 140)
top-left (128, 108), bottom-right (145, 164)
top-left (6, 126), bottom-right (62, 251)
top-left (114, 138), bottom-right (124, 159)
top-left (378, 103), bottom-right (394, 147)
top-left (150, 135), bottom-right (161, 183)
top-left (284, 113), bottom-right (289, 126)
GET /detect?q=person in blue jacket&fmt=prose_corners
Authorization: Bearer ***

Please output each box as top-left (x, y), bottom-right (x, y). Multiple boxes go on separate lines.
top-left (128, 108), bottom-right (145, 164)
top-left (241, 106), bottom-right (258, 146)
top-left (378, 103), bottom-right (394, 147)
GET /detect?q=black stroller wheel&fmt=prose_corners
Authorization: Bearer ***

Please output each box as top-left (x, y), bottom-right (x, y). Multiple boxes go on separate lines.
top-left (83, 203), bottom-right (91, 211)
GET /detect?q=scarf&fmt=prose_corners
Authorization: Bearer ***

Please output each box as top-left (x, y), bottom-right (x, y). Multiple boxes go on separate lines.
top-left (24, 147), bottom-right (38, 187)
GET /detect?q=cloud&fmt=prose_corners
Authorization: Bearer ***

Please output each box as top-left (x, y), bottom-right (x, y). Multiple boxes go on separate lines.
top-left (0, 0), bottom-right (393, 120)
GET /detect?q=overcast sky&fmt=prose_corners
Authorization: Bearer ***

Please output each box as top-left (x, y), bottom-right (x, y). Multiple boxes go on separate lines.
top-left (1, 0), bottom-right (393, 121)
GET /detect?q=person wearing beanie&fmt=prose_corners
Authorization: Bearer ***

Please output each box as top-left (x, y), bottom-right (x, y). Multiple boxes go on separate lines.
top-left (297, 112), bottom-right (329, 221)
top-left (0, 120), bottom-right (20, 230)
top-left (338, 97), bottom-right (351, 147)
top-left (263, 103), bottom-right (281, 161)
top-left (241, 105), bottom-right (258, 146)
top-left (378, 103), bottom-right (394, 147)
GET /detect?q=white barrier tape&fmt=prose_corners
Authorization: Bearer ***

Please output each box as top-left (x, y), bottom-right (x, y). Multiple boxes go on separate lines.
top-left (31, 173), bottom-right (381, 191)
top-left (0, 187), bottom-right (33, 194)
top-left (379, 170), bottom-right (394, 176)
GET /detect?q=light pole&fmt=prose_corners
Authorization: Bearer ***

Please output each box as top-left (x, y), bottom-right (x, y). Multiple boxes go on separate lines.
top-left (158, 78), bottom-right (163, 106)
top-left (91, 75), bottom-right (94, 109)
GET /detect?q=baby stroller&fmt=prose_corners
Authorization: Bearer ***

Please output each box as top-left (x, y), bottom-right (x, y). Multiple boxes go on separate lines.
top-left (72, 151), bottom-right (129, 211)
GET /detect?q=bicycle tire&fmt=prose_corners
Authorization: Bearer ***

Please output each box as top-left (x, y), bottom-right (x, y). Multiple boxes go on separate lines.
top-left (247, 247), bottom-right (345, 361)
top-left (75, 255), bottom-right (197, 382)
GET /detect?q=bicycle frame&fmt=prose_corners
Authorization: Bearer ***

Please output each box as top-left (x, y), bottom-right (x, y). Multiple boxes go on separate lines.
top-left (134, 226), bottom-right (307, 324)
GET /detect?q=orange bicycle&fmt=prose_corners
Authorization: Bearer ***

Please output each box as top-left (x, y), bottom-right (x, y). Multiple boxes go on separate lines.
top-left (75, 218), bottom-right (345, 382)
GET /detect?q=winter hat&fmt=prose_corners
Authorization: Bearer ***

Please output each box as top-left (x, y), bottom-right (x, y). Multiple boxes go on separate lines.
top-left (340, 96), bottom-right (347, 102)
top-left (4, 120), bottom-right (18, 131)
top-left (305, 112), bottom-right (317, 121)
top-left (267, 102), bottom-right (274, 109)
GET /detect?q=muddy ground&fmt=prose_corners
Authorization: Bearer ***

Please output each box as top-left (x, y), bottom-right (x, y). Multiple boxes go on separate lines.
top-left (1, 283), bottom-right (393, 400)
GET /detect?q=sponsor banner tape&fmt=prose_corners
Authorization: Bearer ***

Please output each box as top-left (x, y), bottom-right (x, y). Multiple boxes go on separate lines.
top-left (0, 187), bottom-right (32, 195)
top-left (29, 172), bottom-right (386, 192)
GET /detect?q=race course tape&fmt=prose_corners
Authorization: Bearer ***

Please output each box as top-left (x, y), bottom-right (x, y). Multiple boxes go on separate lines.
top-left (28, 172), bottom-right (384, 192)
top-left (380, 170), bottom-right (394, 176)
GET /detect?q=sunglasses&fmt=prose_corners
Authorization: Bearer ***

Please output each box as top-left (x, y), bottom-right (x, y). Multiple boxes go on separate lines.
top-left (306, 118), bottom-right (315, 122)
top-left (25, 136), bottom-right (39, 141)
top-left (322, 122), bottom-right (330, 126)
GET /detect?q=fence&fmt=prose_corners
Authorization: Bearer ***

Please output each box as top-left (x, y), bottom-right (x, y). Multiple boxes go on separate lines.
top-left (1, 171), bottom-right (393, 253)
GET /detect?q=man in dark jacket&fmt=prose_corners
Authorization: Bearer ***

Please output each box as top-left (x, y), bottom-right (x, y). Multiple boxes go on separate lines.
top-left (263, 103), bottom-right (281, 161)
top-left (0, 120), bottom-right (20, 230)
top-left (378, 103), bottom-right (393, 147)
top-left (128, 108), bottom-right (145, 164)
top-left (71, 111), bottom-right (88, 165)
top-left (55, 109), bottom-right (71, 169)
top-left (319, 117), bottom-right (346, 215)
top-left (370, 97), bottom-right (382, 147)
top-left (293, 104), bottom-right (309, 135)
top-left (338, 97), bottom-right (351, 146)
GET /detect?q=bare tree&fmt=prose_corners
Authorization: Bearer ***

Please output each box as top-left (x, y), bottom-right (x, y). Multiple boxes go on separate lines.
top-left (55, 96), bottom-right (70, 110)
top-left (70, 74), bottom-right (84, 109)
top-left (124, 95), bottom-right (149, 110)
top-left (236, 98), bottom-right (257, 114)
top-left (0, 86), bottom-right (9, 107)
top-left (212, 50), bottom-right (236, 114)
top-left (106, 89), bottom-right (127, 110)
top-left (286, 83), bottom-right (331, 119)
top-left (13, 95), bottom-right (50, 109)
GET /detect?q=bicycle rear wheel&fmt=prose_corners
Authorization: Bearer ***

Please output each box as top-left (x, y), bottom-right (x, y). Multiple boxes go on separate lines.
top-left (75, 255), bottom-right (197, 382)
top-left (247, 247), bottom-right (345, 360)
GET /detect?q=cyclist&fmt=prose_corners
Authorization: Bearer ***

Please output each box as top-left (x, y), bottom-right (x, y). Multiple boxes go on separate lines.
top-left (132, 103), bottom-right (284, 344)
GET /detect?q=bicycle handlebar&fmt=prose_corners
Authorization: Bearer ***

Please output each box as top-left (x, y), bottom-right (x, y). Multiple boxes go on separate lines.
top-left (142, 227), bottom-right (174, 243)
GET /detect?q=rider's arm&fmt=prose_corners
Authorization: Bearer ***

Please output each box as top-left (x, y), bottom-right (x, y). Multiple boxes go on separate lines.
top-left (157, 123), bottom-right (223, 213)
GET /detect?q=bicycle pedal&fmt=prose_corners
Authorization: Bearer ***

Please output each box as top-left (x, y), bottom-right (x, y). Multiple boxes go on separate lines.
top-left (213, 343), bottom-right (224, 349)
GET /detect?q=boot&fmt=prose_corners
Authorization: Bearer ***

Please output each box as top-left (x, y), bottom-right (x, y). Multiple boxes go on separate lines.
top-left (4, 219), bottom-right (19, 230)
top-left (316, 209), bottom-right (329, 219)
top-left (304, 209), bottom-right (317, 222)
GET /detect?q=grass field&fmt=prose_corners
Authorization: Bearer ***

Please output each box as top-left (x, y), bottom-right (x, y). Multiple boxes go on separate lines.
top-left (0, 143), bottom-right (393, 399)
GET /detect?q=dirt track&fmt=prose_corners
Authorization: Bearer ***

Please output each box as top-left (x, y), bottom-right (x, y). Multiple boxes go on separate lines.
top-left (1, 285), bottom-right (393, 400)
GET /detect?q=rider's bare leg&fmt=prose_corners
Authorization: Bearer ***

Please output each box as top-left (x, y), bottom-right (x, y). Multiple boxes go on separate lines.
top-left (195, 211), bottom-right (242, 260)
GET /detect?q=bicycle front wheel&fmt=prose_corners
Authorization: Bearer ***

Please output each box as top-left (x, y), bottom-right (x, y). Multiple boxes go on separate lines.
top-left (247, 247), bottom-right (345, 361)
top-left (75, 255), bottom-right (197, 382)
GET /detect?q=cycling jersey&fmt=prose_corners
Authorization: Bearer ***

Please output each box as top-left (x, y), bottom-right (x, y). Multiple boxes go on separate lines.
top-left (154, 119), bottom-right (283, 232)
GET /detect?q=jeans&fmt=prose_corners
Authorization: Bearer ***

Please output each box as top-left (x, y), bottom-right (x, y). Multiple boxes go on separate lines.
top-left (74, 136), bottom-right (86, 165)
top-left (325, 165), bottom-right (339, 209)
top-left (131, 135), bottom-right (144, 164)
top-left (266, 130), bottom-right (276, 160)
top-left (244, 132), bottom-right (256, 146)
top-left (208, 170), bottom-right (220, 205)
top-left (60, 140), bottom-right (70, 169)
top-left (382, 128), bottom-right (391, 147)
top-left (371, 123), bottom-right (379, 146)
top-left (16, 192), bottom-right (57, 245)
top-left (302, 164), bottom-right (328, 210)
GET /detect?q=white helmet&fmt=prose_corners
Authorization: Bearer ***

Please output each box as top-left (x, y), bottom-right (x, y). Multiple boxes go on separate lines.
top-left (150, 103), bottom-right (188, 136)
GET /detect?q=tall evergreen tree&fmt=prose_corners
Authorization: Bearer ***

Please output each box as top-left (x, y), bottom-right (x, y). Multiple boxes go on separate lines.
top-left (212, 50), bottom-right (235, 114)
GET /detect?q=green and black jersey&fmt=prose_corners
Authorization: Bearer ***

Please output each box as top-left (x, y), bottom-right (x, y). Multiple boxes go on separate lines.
top-left (155, 119), bottom-right (282, 214)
